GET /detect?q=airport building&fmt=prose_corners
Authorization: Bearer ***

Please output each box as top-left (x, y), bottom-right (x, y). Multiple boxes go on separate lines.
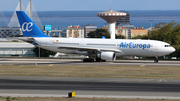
top-left (61, 30), bottom-right (67, 37)
top-left (115, 11), bottom-right (135, 39)
top-left (101, 24), bottom-right (134, 39)
top-left (84, 24), bottom-right (97, 38)
top-left (115, 26), bottom-right (128, 38)
top-left (66, 25), bottom-right (84, 38)
top-left (120, 24), bottom-right (135, 39)
top-left (0, 27), bottom-right (21, 38)
top-left (131, 27), bottom-right (148, 38)
top-left (0, 38), bottom-right (36, 57)
top-left (102, 26), bottom-right (128, 39)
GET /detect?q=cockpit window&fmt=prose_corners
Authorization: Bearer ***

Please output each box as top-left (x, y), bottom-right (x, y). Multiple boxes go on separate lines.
top-left (164, 45), bottom-right (172, 47)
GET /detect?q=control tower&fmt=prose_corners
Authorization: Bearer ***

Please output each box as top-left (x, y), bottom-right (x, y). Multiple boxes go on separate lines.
top-left (97, 10), bottom-right (126, 39)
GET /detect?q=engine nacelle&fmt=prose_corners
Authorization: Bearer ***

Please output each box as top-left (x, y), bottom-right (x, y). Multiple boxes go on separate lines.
top-left (97, 52), bottom-right (116, 61)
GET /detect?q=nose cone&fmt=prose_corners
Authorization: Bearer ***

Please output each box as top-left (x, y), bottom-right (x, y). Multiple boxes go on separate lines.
top-left (171, 47), bottom-right (176, 53)
top-left (166, 47), bottom-right (176, 54)
top-left (159, 47), bottom-right (176, 56)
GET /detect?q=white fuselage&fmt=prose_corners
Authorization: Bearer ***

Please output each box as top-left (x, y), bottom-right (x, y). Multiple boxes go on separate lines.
top-left (33, 37), bottom-right (175, 57)
top-left (15, 11), bottom-right (176, 61)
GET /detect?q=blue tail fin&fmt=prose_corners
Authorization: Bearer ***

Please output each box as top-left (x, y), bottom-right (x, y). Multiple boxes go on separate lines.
top-left (16, 11), bottom-right (49, 37)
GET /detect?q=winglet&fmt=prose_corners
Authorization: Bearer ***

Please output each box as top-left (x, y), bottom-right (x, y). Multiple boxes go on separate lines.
top-left (16, 11), bottom-right (49, 37)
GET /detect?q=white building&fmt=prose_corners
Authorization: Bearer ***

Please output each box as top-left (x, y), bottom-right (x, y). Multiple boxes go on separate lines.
top-left (102, 26), bottom-right (128, 39)
top-left (66, 25), bottom-right (84, 38)
top-left (120, 24), bottom-right (135, 39)
top-left (115, 26), bottom-right (128, 39)
top-left (0, 38), bottom-right (36, 57)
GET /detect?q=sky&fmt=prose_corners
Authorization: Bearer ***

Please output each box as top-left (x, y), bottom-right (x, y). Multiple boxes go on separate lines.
top-left (1, 0), bottom-right (180, 11)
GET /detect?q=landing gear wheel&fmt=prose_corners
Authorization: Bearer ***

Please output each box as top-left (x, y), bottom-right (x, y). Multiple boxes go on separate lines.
top-left (101, 60), bottom-right (106, 62)
top-left (95, 58), bottom-right (106, 62)
top-left (154, 59), bottom-right (158, 63)
top-left (83, 58), bottom-right (94, 62)
top-left (154, 56), bottom-right (158, 63)
top-left (90, 59), bottom-right (94, 62)
top-left (96, 58), bottom-right (101, 62)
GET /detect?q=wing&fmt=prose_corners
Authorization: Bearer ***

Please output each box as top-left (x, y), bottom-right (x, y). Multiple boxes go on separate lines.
top-left (58, 46), bottom-right (122, 53)
top-left (40, 44), bottom-right (122, 53)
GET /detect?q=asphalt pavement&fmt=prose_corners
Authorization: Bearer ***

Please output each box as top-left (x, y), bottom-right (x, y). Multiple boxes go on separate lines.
top-left (0, 76), bottom-right (180, 99)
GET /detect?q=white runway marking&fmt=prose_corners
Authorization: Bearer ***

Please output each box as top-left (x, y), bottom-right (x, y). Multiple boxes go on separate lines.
top-left (159, 79), bottom-right (168, 82)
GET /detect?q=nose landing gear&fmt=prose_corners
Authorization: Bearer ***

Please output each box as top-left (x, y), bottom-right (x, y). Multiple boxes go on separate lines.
top-left (154, 56), bottom-right (158, 63)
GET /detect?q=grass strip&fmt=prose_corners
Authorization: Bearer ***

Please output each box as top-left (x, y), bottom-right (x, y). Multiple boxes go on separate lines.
top-left (0, 65), bottom-right (180, 79)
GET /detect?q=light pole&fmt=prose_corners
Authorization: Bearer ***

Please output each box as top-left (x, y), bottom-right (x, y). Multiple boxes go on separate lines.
top-left (149, 20), bottom-right (153, 30)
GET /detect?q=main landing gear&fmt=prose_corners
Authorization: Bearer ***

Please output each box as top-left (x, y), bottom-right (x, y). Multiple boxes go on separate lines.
top-left (83, 58), bottom-right (106, 62)
top-left (83, 58), bottom-right (94, 62)
top-left (154, 56), bottom-right (158, 63)
top-left (96, 58), bottom-right (106, 62)
top-left (83, 52), bottom-right (106, 62)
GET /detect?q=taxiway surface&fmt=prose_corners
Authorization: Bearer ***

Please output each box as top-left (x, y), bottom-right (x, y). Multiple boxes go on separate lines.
top-left (0, 58), bottom-right (180, 67)
top-left (0, 76), bottom-right (180, 99)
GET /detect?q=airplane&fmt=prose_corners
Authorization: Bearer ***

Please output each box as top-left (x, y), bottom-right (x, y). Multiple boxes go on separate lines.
top-left (16, 11), bottom-right (175, 63)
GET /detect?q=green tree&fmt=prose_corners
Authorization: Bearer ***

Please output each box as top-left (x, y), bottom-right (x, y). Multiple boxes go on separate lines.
top-left (33, 47), bottom-right (56, 57)
top-left (155, 23), bottom-right (167, 29)
top-left (87, 28), bottom-right (126, 39)
top-left (131, 35), bottom-right (149, 39)
top-left (87, 29), bottom-right (110, 38)
top-left (170, 24), bottom-right (180, 45)
top-left (116, 35), bottom-right (126, 39)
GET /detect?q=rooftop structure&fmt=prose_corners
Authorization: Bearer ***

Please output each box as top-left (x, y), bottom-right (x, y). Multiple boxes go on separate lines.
top-left (97, 10), bottom-right (126, 39)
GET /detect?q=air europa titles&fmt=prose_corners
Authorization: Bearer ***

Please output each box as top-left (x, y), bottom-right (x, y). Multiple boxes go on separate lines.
top-left (119, 42), bottom-right (150, 50)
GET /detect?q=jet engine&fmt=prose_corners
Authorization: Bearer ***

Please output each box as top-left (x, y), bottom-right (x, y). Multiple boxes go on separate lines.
top-left (97, 52), bottom-right (116, 61)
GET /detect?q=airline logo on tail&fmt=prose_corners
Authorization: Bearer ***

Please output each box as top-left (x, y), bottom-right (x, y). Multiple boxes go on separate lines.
top-left (16, 11), bottom-right (49, 37)
top-left (22, 22), bottom-right (33, 32)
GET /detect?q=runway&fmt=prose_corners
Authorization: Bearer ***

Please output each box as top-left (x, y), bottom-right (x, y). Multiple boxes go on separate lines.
top-left (0, 76), bottom-right (180, 99)
top-left (0, 58), bottom-right (180, 67)
top-left (0, 58), bottom-right (180, 99)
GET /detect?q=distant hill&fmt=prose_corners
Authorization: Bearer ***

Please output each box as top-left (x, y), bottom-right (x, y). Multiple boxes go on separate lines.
top-left (2, 10), bottom-right (180, 18)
